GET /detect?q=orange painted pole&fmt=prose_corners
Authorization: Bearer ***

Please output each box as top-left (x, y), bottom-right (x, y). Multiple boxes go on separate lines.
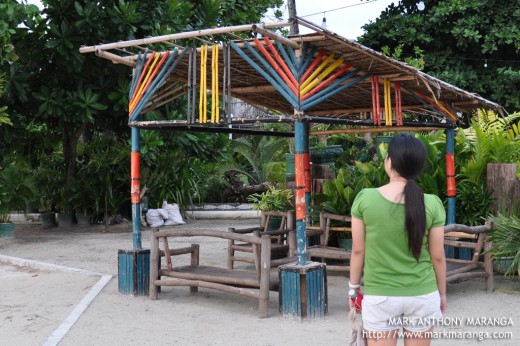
top-left (263, 37), bottom-right (298, 87)
top-left (254, 38), bottom-right (298, 95)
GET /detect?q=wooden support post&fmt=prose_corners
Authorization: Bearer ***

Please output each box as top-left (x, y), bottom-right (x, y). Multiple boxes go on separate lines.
top-left (259, 235), bottom-right (272, 318)
top-left (149, 229), bottom-right (159, 299)
top-left (190, 244), bottom-right (199, 293)
top-left (482, 233), bottom-right (495, 292)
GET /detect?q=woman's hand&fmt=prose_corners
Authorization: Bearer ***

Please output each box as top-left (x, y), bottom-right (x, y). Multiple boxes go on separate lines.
top-left (440, 293), bottom-right (447, 314)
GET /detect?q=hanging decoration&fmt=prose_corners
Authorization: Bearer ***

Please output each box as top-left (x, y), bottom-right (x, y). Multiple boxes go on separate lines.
top-left (211, 44), bottom-right (220, 124)
top-left (395, 81), bottom-right (403, 126)
top-left (371, 75), bottom-right (381, 125)
top-left (199, 45), bottom-right (208, 123)
top-left (383, 78), bottom-right (392, 126)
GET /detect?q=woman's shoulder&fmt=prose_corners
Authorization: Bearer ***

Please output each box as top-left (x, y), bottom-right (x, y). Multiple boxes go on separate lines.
top-left (424, 193), bottom-right (443, 205)
top-left (356, 188), bottom-right (378, 198)
top-left (424, 193), bottom-right (445, 214)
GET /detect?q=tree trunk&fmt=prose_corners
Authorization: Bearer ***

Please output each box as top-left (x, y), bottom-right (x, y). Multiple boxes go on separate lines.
top-left (63, 122), bottom-right (88, 186)
top-left (486, 163), bottom-right (518, 215)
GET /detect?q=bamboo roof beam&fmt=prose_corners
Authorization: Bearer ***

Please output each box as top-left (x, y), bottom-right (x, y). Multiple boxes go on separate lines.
top-left (232, 84), bottom-right (277, 93)
top-left (251, 25), bottom-right (301, 49)
top-left (95, 50), bottom-right (136, 67)
top-left (79, 22), bottom-right (292, 53)
top-left (307, 104), bottom-right (430, 115)
top-left (310, 126), bottom-right (448, 136)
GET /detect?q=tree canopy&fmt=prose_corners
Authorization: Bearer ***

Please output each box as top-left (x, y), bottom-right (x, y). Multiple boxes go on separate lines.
top-left (1, 0), bottom-right (283, 170)
top-left (359, 0), bottom-right (520, 113)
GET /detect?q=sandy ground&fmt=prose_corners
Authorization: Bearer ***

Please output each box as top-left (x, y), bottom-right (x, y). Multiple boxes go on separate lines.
top-left (0, 218), bottom-right (519, 346)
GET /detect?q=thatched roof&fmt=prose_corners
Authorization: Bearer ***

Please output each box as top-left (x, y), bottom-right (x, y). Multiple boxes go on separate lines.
top-left (79, 17), bottom-right (503, 134)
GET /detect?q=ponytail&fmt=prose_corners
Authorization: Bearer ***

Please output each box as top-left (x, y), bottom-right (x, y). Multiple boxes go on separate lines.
top-left (404, 179), bottom-right (425, 261)
top-left (387, 134), bottom-right (427, 261)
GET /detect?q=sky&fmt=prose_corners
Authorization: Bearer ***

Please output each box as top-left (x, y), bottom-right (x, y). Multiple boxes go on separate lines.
top-left (274, 0), bottom-right (395, 39)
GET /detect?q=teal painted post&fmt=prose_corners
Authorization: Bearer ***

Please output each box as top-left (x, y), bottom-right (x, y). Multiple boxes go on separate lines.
top-left (445, 128), bottom-right (457, 259)
top-left (131, 127), bottom-right (142, 250)
top-left (303, 121), bottom-right (311, 222)
top-left (294, 120), bottom-right (307, 265)
top-left (445, 128), bottom-right (456, 224)
top-left (118, 126), bottom-right (150, 295)
top-left (279, 118), bottom-right (327, 319)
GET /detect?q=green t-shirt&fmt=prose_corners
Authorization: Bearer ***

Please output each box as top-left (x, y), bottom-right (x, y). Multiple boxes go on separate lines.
top-left (351, 188), bottom-right (446, 296)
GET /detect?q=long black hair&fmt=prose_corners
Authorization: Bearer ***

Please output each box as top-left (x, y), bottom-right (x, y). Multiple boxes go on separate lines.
top-left (387, 133), bottom-right (427, 261)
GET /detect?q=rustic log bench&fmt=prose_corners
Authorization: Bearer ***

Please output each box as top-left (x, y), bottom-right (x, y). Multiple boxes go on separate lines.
top-left (227, 210), bottom-right (296, 269)
top-left (304, 213), bottom-right (494, 291)
top-left (444, 222), bottom-right (494, 291)
top-left (149, 228), bottom-right (292, 318)
top-left (306, 212), bottom-right (352, 273)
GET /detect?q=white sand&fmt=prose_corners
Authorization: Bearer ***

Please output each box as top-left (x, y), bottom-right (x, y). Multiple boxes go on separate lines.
top-left (0, 220), bottom-right (519, 346)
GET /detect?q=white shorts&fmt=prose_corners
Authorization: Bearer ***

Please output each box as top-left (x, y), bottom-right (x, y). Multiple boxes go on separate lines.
top-left (362, 291), bottom-right (442, 332)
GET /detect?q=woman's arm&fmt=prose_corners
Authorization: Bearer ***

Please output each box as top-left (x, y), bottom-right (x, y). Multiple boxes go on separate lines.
top-left (349, 216), bottom-right (366, 287)
top-left (428, 226), bottom-right (446, 313)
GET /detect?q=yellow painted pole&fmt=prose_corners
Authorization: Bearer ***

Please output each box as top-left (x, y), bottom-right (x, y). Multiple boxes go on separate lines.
top-left (130, 53), bottom-right (161, 112)
top-left (384, 78), bottom-right (392, 126)
top-left (199, 46), bottom-right (207, 123)
top-left (300, 57), bottom-right (344, 96)
top-left (214, 44), bottom-right (219, 123)
top-left (299, 53), bottom-right (335, 91)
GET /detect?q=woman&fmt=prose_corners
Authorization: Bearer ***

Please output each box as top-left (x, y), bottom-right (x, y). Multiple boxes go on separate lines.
top-left (349, 133), bottom-right (446, 346)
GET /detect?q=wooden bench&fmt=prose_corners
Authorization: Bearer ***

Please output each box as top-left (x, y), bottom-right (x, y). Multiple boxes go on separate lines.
top-left (149, 228), bottom-right (291, 318)
top-left (444, 222), bottom-right (494, 291)
top-left (227, 211), bottom-right (295, 269)
top-left (306, 212), bottom-right (352, 273)
top-left (304, 213), bottom-right (495, 291)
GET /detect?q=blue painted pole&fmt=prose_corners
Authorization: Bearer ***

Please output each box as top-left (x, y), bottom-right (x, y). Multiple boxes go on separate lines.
top-left (301, 72), bottom-right (368, 111)
top-left (230, 42), bottom-right (299, 110)
top-left (276, 41), bottom-right (298, 78)
top-left (294, 120), bottom-right (307, 265)
top-left (445, 128), bottom-right (456, 224)
top-left (131, 126), bottom-right (142, 250)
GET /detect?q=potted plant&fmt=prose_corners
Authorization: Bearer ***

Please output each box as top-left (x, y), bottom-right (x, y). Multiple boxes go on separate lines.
top-left (0, 162), bottom-right (37, 237)
top-left (72, 179), bottom-right (94, 225)
top-left (248, 185), bottom-right (294, 230)
top-left (487, 212), bottom-right (520, 276)
top-left (56, 183), bottom-right (76, 227)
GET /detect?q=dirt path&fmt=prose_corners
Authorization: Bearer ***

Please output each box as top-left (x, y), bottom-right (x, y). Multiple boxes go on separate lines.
top-left (1, 219), bottom-right (519, 345)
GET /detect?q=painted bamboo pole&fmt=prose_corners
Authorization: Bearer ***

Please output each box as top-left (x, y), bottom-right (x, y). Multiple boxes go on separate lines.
top-left (131, 127), bottom-right (142, 249)
top-left (445, 128), bottom-right (456, 224)
top-left (276, 41), bottom-right (298, 78)
top-left (230, 41), bottom-right (299, 109)
top-left (294, 119), bottom-right (308, 265)
top-left (300, 63), bottom-right (352, 101)
top-left (303, 122), bottom-right (311, 219)
top-left (301, 73), bottom-right (369, 110)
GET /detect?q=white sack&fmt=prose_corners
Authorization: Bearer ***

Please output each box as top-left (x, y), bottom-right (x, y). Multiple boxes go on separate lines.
top-left (162, 201), bottom-right (186, 226)
top-left (146, 208), bottom-right (169, 228)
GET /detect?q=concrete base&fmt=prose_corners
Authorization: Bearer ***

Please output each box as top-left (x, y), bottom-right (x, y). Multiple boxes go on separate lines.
top-left (278, 261), bottom-right (327, 320)
top-left (118, 249), bottom-right (150, 295)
